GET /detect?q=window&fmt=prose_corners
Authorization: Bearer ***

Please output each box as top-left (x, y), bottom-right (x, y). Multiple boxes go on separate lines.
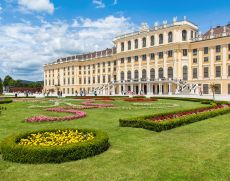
top-left (193, 58), bottom-right (197, 64)
top-left (168, 67), bottom-right (173, 79)
top-left (204, 67), bottom-right (209, 78)
top-left (150, 68), bottom-right (155, 80)
top-left (97, 76), bottom-right (100, 83)
top-left (193, 49), bottom-right (197, 56)
top-left (135, 39), bottom-right (138, 49)
top-left (204, 47), bottom-right (209, 54)
top-left (121, 58), bottom-right (124, 63)
top-left (204, 57), bottom-right (209, 62)
top-left (134, 56), bottom-right (139, 62)
top-left (216, 45), bottom-right (221, 53)
top-left (158, 52), bottom-right (163, 59)
top-left (168, 32), bottom-right (173, 43)
top-left (183, 49), bottom-right (188, 56)
top-left (128, 41), bottom-right (131, 50)
top-left (151, 36), bottom-right (155, 46)
top-left (183, 66), bottom-right (188, 80)
top-left (182, 30), bottom-right (187, 41)
top-left (168, 50), bottom-right (173, 57)
top-left (93, 77), bottom-right (95, 84)
top-left (192, 68), bottom-right (198, 79)
top-left (142, 54), bottom-right (146, 61)
top-left (215, 66), bottom-right (221, 77)
top-left (203, 84), bottom-right (209, 94)
top-left (191, 30), bottom-right (194, 39)
top-left (158, 68), bottom-right (164, 79)
top-left (216, 55), bottom-right (221, 61)
top-left (121, 42), bottom-right (124, 51)
top-left (120, 72), bottom-right (124, 81)
top-left (159, 34), bottom-right (163, 44)
top-left (228, 65), bottom-right (230, 76)
top-left (215, 84), bottom-right (221, 94)
top-left (134, 70), bottom-right (139, 80)
top-left (127, 71), bottom-right (131, 80)
top-left (108, 75), bottom-right (111, 82)
top-left (228, 44), bottom-right (230, 51)
top-left (228, 84), bottom-right (230, 94)
top-left (127, 57), bottom-right (131, 63)
top-left (72, 78), bottom-right (74, 84)
top-left (228, 54), bottom-right (230, 60)
top-left (142, 37), bottom-right (146, 47)
top-left (103, 76), bottom-right (105, 83)
top-left (150, 53), bottom-right (155, 60)
top-left (142, 69), bottom-right (147, 80)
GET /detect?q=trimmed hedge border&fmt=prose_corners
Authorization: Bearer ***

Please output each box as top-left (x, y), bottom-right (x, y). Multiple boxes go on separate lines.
top-left (1, 128), bottom-right (109, 164)
top-left (119, 105), bottom-right (230, 132)
top-left (0, 98), bottom-right (13, 104)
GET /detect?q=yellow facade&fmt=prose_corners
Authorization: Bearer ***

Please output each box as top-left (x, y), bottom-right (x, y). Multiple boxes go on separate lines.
top-left (44, 19), bottom-right (230, 96)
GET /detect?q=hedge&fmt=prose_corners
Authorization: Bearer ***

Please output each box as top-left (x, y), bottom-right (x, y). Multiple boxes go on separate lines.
top-left (1, 128), bottom-right (109, 164)
top-left (0, 98), bottom-right (13, 104)
top-left (119, 106), bottom-right (230, 132)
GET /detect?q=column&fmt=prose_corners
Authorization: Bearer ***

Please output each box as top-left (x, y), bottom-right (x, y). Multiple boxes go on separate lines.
top-left (173, 51), bottom-right (178, 79)
top-left (139, 83), bottom-right (141, 95)
top-left (178, 50), bottom-right (182, 79)
top-left (163, 51), bottom-right (168, 78)
top-left (138, 55), bottom-right (142, 80)
top-left (117, 59), bottom-right (121, 95)
top-left (159, 83), bottom-right (162, 95)
top-left (188, 50), bottom-right (192, 81)
top-left (147, 83), bottom-right (151, 95)
top-left (155, 54), bottom-right (159, 79)
top-left (168, 82), bottom-right (172, 95)
top-left (210, 47), bottom-right (215, 79)
top-left (147, 54), bottom-right (150, 81)
top-left (198, 48), bottom-right (203, 80)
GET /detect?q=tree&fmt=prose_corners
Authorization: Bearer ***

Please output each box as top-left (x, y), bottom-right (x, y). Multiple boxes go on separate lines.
top-left (0, 78), bottom-right (3, 94)
top-left (209, 83), bottom-right (219, 100)
top-left (3, 75), bottom-right (14, 87)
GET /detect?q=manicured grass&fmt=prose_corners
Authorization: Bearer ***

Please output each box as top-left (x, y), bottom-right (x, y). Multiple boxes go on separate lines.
top-left (0, 99), bottom-right (230, 181)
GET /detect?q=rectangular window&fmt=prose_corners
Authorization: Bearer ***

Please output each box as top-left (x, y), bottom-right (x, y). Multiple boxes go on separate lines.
top-left (215, 84), bottom-right (221, 94)
top-left (97, 76), bottom-right (100, 83)
top-left (216, 45), bottom-right (221, 53)
top-left (228, 54), bottom-right (230, 60)
top-left (193, 49), bottom-right (197, 56)
top-left (216, 55), bottom-right (221, 61)
top-left (142, 54), bottom-right (146, 61)
top-left (204, 57), bottom-right (209, 62)
top-left (127, 57), bottom-right (131, 63)
top-left (204, 67), bottom-right (209, 78)
top-left (215, 66), bottom-right (221, 77)
top-left (228, 44), bottom-right (230, 51)
top-left (228, 84), bottom-right (230, 94)
top-left (204, 47), bottom-right (209, 54)
top-left (103, 76), bottom-right (105, 83)
top-left (114, 61), bottom-right (116, 65)
top-left (192, 68), bottom-right (198, 79)
top-left (150, 53), bottom-right (155, 60)
top-left (193, 58), bottom-right (197, 64)
top-left (121, 58), bottom-right (124, 64)
top-left (121, 42), bottom-right (124, 51)
top-left (134, 56), bottom-right (139, 62)
top-left (158, 52), bottom-right (163, 59)
top-left (183, 49), bottom-right (188, 56)
top-left (228, 65), bottom-right (230, 76)
top-left (168, 50), bottom-right (173, 57)
top-left (203, 84), bottom-right (209, 94)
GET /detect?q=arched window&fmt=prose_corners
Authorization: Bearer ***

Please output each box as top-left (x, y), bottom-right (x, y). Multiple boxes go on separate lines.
top-left (150, 35), bottom-right (155, 46)
top-left (127, 71), bottom-right (131, 80)
top-left (128, 41), bottom-right (131, 50)
top-left (159, 68), bottom-right (164, 79)
top-left (135, 39), bottom-right (138, 49)
top-left (150, 68), bottom-right (155, 80)
top-left (134, 70), bottom-right (139, 80)
top-left (183, 66), bottom-right (188, 80)
top-left (159, 34), bottom-right (163, 44)
top-left (142, 69), bottom-right (147, 80)
top-left (168, 32), bottom-right (173, 43)
top-left (182, 30), bottom-right (187, 41)
top-left (120, 71), bottom-right (125, 81)
top-left (168, 67), bottom-right (173, 79)
top-left (142, 37), bottom-right (146, 47)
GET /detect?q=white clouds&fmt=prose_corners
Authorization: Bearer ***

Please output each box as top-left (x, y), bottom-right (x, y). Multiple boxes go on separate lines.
top-left (113, 0), bottom-right (118, 5)
top-left (0, 16), bottom-right (136, 80)
top-left (92, 0), bottom-right (105, 9)
top-left (18, 0), bottom-right (54, 14)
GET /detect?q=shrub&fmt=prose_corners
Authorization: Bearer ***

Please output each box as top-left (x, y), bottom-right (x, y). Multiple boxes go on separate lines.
top-left (1, 128), bottom-right (109, 164)
top-left (119, 106), bottom-right (230, 132)
top-left (0, 98), bottom-right (13, 104)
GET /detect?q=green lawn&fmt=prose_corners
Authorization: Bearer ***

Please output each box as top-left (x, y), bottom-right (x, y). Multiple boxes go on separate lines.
top-left (0, 98), bottom-right (230, 181)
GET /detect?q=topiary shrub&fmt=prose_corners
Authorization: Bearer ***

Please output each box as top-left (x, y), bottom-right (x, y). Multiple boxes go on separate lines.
top-left (1, 128), bottom-right (109, 164)
top-left (0, 98), bottom-right (13, 104)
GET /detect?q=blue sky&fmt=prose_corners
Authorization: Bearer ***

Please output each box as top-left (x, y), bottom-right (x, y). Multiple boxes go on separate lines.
top-left (0, 0), bottom-right (230, 81)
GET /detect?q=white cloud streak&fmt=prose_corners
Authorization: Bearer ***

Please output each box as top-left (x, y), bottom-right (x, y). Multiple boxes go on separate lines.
top-left (92, 0), bottom-right (105, 9)
top-left (0, 16), bottom-right (136, 80)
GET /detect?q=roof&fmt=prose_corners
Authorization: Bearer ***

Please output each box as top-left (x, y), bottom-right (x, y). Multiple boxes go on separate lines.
top-left (203, 23), bottom-right (230, 36)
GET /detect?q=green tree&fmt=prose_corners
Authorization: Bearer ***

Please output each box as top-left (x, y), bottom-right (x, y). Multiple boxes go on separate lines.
top-left (3, 75), bottom-right (14, 87)
top-left (0, 78), bottom-right (3, 94)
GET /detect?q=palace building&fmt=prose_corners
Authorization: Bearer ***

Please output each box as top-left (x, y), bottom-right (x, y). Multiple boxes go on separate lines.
top-left (43, 17), bottom-right (230, 96)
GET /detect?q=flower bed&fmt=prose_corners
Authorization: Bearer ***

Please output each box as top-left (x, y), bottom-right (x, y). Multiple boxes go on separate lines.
top-left (0, 98), bottom-right (13, 104)
top-left (81, 100), bottom-right (114, 108)
top-left (1, 128), bottom-right (109, 163)
top-left (123, 98), bottom-right (158, 102)
top-left (26, 107), bottom-right (86, 123)
top-left (119, 104), bottom-right (230, 132)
